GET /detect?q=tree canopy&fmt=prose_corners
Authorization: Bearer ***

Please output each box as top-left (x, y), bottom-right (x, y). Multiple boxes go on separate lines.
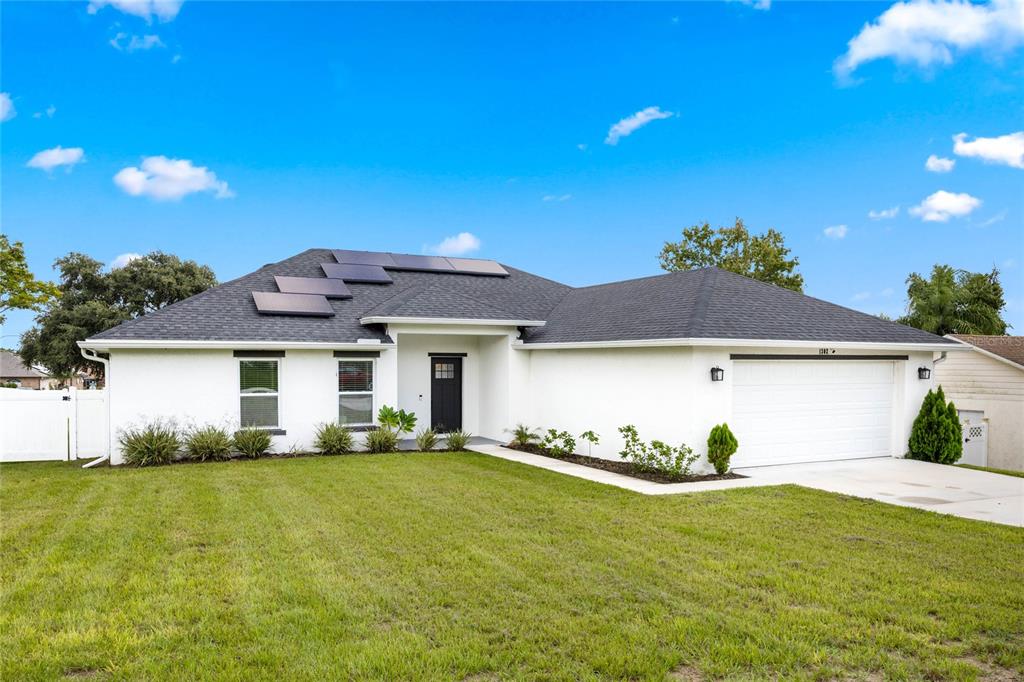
top-left (19, 252), bottom-right (216, 378)
top-left (658, 218), bottom-right (804, 292)
top-left (0, 235), bottom-right (60, 325)
top-left (898, 264), bottom-right (1008, 336)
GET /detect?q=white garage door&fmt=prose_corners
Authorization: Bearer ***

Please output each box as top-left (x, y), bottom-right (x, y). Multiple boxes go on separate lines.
top-left (731, 360), bottom-right (895, 467)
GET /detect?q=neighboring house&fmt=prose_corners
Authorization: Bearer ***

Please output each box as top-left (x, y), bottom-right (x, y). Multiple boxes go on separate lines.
top-left (79, 249), bottom-right (962, 467)
top-left (935, 335), bottom-right (1024, 472)
top-left (0, 350), bottom-right (48, 389)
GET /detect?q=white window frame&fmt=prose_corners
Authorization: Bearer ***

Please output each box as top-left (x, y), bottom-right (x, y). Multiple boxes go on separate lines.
top-left (238, 358), bottom-right (281, 430)
top-left (337, 358), bottom-right (375, 427)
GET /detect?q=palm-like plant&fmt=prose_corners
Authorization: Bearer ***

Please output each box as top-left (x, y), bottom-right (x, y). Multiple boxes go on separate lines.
top-left (506, 424), bottom-right (540, 448)
top-left (898, 265), bottom-right (1008, 335)
top-left (376, 405), bottom-right (417, 436)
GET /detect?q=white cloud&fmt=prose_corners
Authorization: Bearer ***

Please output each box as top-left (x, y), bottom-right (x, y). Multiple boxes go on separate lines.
top-left (868, 206), bottom-right (900, 219)
top-left (33, 105), bottom-right (57, 119)
top-left (925, 154), bottom-right (955, 172)
top-left (0, 93), bottom-right (14, 122)
top-left (542, 194), bottom-right (572, 202)
top-left (975, 209), bottom-right (1008, 227)
top-left (88, 0), bottom-right (183, 22)
top-left (109, 252), bottom-right (142, 269)
top-left (604, 106), bottom-right (674, 145)
top-left (110, 32), bottom-right (165, 51)
top-left (834, 0), bottom-right (1024, 80)
top-left (736, 0), bottom-right (771, 9)
top-left (909, 189), bottom-right (981, 222)
top-left (427, 232), bottom-right (481, 257)
top-left (953, 131), bottom-right (1024, 169)
top-left (823, 224), bottom-right (849, 239)
top-left (577, 143), bottom-right (587, 151)
top-left (26, 146), bottom-right (85, 172)
top-left (880, 287), bottom-right (895, 297)
top-left (114, 156), bottom-right (234, 200)
top-left (852, 291), bottom-right (872, 301)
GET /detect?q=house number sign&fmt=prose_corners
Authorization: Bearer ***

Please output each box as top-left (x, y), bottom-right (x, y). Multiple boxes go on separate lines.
top-left (818, 348), bottom-right (837, 355)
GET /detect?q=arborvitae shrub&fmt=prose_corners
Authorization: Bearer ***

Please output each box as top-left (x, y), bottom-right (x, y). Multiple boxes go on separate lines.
top-left (907, 386), bottom-right (963, 464)
top-left (706, 423), bottom-right (739, 474)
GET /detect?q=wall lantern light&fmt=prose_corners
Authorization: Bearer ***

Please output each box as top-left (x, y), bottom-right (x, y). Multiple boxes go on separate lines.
top-left (710, 366), bottom-right (725, 382)
top-left (918, 366), bottom-right (931, 380)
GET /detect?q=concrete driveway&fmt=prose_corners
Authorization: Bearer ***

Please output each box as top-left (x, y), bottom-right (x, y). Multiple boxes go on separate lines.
top-left (736, 458), bottom-right (1024, 527)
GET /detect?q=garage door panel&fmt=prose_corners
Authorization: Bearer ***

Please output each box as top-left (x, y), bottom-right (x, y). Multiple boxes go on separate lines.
top-left (732, 360), bottom-right (895, 467)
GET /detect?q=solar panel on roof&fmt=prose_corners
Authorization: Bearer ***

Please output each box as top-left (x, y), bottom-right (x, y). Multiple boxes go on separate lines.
top-left (252, 292), bottom-right (335, 317)
top-left (332, 250), bottom-right (396, 267)
top-left (388, 254), bottom-right (455, 272)
top-left (321, 262), bottom-right (394, 283)
top-left (445, 257), bottom-right (509, 276)
top-left (274, 276), bottom-right (353, 299)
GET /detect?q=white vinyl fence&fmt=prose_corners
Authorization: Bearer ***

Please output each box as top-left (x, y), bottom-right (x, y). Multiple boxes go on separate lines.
top-left (0, 388), bottom-right (107, 462)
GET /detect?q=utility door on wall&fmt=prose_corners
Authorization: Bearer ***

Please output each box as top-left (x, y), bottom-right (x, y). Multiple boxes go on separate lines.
top-left (430, 356), bottom-right (463, 432)
top-left (958, 410), bottom-right (988, 466)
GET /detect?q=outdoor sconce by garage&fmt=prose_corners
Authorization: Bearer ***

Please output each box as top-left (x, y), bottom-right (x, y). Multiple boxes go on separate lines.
top-left (918, 366), bottom-right (931, 380)
top-left (710, 366), bottom-right (725, 382)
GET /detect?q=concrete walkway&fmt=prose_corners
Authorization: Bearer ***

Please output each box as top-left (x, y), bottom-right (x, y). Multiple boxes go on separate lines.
top-left (468, 443), bottom-right (1024, 527)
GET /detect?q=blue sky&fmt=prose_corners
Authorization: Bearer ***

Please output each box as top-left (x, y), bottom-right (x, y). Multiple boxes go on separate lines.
top-left (2, 0), bottom-right (1023, 344)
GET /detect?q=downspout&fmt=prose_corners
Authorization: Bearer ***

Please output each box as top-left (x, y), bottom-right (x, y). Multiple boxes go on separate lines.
top-left (79, 348), bottom-right (110, 468)
top-left (933, 351), bottom-right (948, 366)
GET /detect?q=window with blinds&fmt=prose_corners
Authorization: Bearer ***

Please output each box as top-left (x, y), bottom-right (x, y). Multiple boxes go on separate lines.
top-left (239, 359), bottom-right (279, 428)
top-left (338, 359), bottom-right (374, 425)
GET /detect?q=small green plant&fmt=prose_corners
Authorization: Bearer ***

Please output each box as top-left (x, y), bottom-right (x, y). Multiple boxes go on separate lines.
top-left (184, 425), bottom-right (233, 462)
top-left (119, 421), bottom-right (181, 467)
top-left (415, 427), bottom-right (438, 451)
top-left (443, 429), bottom-right (472, 451)
top-left (377, 405), bottom-right (417, 437)
top-left (506, 424), bottom-right (541, 448)
top-left (542, 429), bottom-right (577, 458)
top-left (618, 425), bottom-right (699, 478)
top-left (365, 427), bottom-right (399, 453)
top-left (706, 423), bottom-right (739, 474)
top-left (579, 430), bottom-right (600, 456)
top-left (908, 386), bottom-right (963, 464)
top-left (233, 427), bottom-right (272, 459)
top-left (1, 381), bottom-right (18, 389)
top-left (314, 422), bottom-right (354, 455)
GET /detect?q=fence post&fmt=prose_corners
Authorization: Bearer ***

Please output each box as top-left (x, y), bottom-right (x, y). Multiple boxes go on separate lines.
top-left (67, 387), bottom-right (78, 461)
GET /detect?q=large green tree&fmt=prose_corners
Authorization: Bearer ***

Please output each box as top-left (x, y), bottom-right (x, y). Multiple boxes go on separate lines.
top-left (659, 218), bottom-right (804, 292)
top-left (19, 252), bottom-right (216, 378)
top-left (0, 235), bottom-right (60, 325)
top-left (898, 265), bottom-right (1008, 336)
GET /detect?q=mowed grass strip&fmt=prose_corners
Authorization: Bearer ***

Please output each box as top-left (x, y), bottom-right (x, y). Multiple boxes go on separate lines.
top-left (1, 453), bottom-right (1022, 681)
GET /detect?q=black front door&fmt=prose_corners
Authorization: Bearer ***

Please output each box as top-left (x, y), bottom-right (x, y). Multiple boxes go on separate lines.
top-left (430, 356), bottom-right (463, 432)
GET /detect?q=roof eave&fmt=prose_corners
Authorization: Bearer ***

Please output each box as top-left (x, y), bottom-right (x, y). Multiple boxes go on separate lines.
top-left (78, 339), bottom-right (396, 352)
top-left (360, 316), bottom-right (546, 327)
top-left (943, 334), bottom-right (1024, 371)
top-left (516, 337), bottom-right (966, 351)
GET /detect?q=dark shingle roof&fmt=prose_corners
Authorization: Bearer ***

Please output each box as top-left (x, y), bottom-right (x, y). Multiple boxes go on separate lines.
top-left (91, 249), bottom-right (570, 342)
top-left (90, 250), bottom-right (956, 346)
top-left (949, 335), bottom-right (1024, 368)
top-left (523, 267), bottom-right (957, 345)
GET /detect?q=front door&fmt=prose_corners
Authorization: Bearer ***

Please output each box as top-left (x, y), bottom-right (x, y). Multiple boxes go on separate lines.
top-left (430, 356), bottom-right (463, 432)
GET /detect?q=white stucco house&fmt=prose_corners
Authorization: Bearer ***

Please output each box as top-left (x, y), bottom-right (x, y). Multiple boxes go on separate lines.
top-left (79, 248), bottom-right (961, 468)
top-left (935, 335), bottom-right (1024, 472)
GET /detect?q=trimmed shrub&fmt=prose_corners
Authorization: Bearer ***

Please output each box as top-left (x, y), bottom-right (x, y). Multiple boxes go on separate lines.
top-left (415, 428), bottom-right (438, 451)
top-left (542, 429), bottom-right (577, 458)
top-left (120, 421), bottom-right (181, 467)
top-left (506, 424), bottom-right (540, 448)
top-left (618, 424), bottom-right (699, 478)
top-left (184, 425), bottom-right (233, 462)
top-left (365, 427), bottom-right (399, 453)
top-left (443, 429), bottom-right (472, 452)
top-left (706, 423), bottom-right (739, 475)
top-left (314, 422), bottom-right (354, 455)
top-left (908, 386), bottom-right (963, 464)
top-left (233, 427), bottom-right (272, 459)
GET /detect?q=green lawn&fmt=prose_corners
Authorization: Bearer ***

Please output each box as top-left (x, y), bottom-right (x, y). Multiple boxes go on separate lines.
top-left (2, 454), bottom-right (1022, 681)
top-left (957, 463), bottom-right (1024, 479)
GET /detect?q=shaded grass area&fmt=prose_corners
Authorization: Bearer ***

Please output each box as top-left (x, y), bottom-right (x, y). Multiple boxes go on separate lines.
top-left (957, 463), bottom-right (1024, 479)
top-left (2, 453), bottom-right (1022, 681)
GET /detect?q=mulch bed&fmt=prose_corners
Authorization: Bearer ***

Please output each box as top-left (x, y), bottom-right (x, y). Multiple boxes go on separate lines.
top-left (506, 443), bottom-right (746, 484)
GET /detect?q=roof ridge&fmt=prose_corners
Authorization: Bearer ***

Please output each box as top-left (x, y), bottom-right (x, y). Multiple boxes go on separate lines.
top-left (687, 267), bottom-right (718, 337)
